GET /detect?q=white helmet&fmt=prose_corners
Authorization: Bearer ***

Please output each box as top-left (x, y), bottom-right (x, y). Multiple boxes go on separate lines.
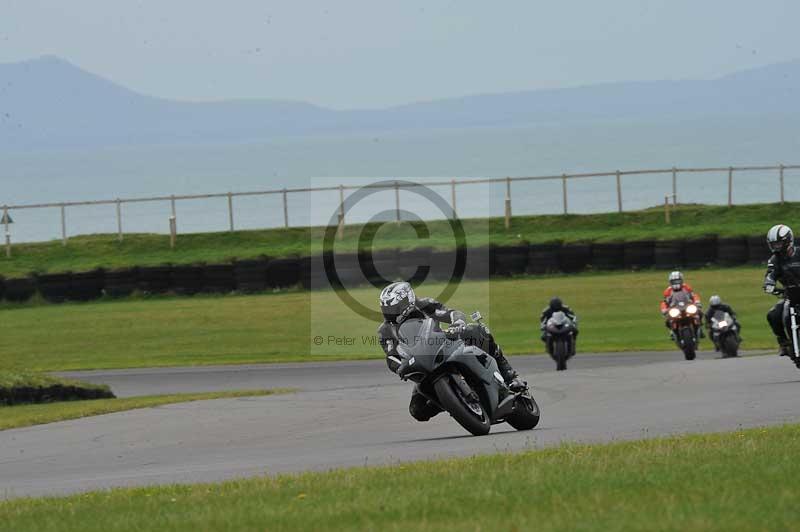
top-left (668, 271), bottom-right (683, 291)
top-left (379, 281), bottom-right (416, 323)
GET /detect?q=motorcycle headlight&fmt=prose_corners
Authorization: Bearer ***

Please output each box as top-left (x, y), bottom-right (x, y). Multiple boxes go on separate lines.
top-left (668, 308), bottom-right (681, 318)
top-left (718, 320), bottom-right (728, 328)
top-left (686, 304), bottom-right (698, 315)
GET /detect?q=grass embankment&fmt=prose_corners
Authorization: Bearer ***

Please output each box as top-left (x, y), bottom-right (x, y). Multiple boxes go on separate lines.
top-left (0, 371), bottom-right (114, 404)
top-left (2, 424), bottom-right (799, 531)
top-left (0, 389), bottom-right (291, 431)
top-left (0, 266), bottom-right (775, 371)
top-left (0, 202), bottom-right (789, 277)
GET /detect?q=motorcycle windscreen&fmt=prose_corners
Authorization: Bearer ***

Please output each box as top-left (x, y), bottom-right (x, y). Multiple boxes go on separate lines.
top-left (397, 318), bottom-right (449, 361)
top-left (668, 290), bottom-right (692, 307)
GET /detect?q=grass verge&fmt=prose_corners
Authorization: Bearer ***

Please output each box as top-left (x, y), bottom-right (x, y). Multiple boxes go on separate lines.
top-left (0, 266), bottom-right (777, 371)
top-left (0, 201), bottom-right (789, 277)
top-left (0, 371), bottom-right (114, 405)
top-left (2, 424), bottom-right (799, 531)
top-left (0, 389), bottom-right (291, 431)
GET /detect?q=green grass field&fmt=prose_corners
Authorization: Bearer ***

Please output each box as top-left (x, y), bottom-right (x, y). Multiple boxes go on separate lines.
top-left (0, 202), bottom-right (788, 277)
top-left (0, 266), bottom-right (776, 371)
top-left (2, 423), bottom-right (798, 531)
top-left (0, 389), bottom-right (291, 431)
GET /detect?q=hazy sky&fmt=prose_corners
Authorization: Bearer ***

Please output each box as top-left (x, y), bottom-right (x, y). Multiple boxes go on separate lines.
top-left (2, 1), bottom-right (799, 108)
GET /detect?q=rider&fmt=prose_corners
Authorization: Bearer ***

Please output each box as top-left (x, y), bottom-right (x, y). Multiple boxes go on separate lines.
top-left (377, 281), bottom-right (525, 422)
top-left (704, 295), bottom-right (742, 348)
top-left (539, 297), bottom-right (578, 342)
top-left (763, 224), bottom-right (800, 362)
top-left (660, 271), bottom-right (704, 339)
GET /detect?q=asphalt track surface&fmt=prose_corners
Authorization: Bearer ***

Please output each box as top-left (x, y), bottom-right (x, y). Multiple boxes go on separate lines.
top-left (3, 349), bottom-right (800, 499)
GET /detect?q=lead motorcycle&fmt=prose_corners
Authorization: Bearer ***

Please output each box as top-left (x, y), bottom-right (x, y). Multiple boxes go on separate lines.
top-left (543, 311), bottom-right (576, 371)
top-left (771, 287), bottom-right (800, 368)
top-left (395, 311), bottom-right (540, 436)
top-left (709, 309), bottom-right (740, 358)
top-left (666, 290), bottom-right (701, 360)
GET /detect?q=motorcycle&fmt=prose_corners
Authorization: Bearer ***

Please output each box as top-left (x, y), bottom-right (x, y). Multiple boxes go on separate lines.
top-left (709, 309), bottom-right (740, 358)
top-left (543, 311), bottom-right (576, 371)
top-left (395, 311), bottom-right (540, 436)
top-left (666, 291), bottom-right (701, 360)
top-left (771, 287), bottom-right (800, 367)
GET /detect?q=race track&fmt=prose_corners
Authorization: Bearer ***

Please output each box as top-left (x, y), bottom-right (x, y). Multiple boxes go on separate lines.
top-left (3, 350), bottom-right (800, 499)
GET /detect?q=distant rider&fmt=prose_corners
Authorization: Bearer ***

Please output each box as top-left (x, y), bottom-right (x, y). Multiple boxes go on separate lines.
top-left (763, 224), bottom-right (800, 362)
top-left (539, 297), bottom-right (578, 342)
top-left (704, 295), bottom-right (742, 348)
top-left (660, 271), bottom-right (704, 339)
top-left (377, 281), bottom-right (525, 422)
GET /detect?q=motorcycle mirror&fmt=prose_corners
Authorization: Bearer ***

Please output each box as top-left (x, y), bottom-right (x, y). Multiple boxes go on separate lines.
top-left (471, 311), bottom-right (483, 322)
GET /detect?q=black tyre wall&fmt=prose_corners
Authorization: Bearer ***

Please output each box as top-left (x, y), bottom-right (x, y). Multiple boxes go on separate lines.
top-left (747, 235), bottom-right (768, 264)
top-left (266, 258), bottom-right (300, 289)
top-left (69, 269), bottom-right (105, 301)
top-left (590, 243), bottom-right (625, 270)
top-left (493, 245), bottom-right (530, 276)
top-left (105, 268), bottom-right (139, 298)
top-left (716, 237), bottom-right (749, 266)
top-left (623, 241), bottom-right (655, 270)
top-left (37, 273), bottom-right (72, 303)
top-left (654, 240), bottom-right (684, 270)
top-left (463, 246), bottom-right (491, 280)
top-left (171, 265), bottom-right (205, 295)
top-left (683, 237), bottom-right (717, 268)
top-left (138, 266), bottom-right (172, 294)
top-left (202, 264), bottom-right (235, 293)
top-left (398, 247), bottom-right (433, 285)
top-left (527, 243), bottom-right (561, 274)
top-left (558, 244), bottom-right (592, 273)
top-left (234, 258), bottom-right (269, 293)
top-left (4, 277), bottom-right (36, 302)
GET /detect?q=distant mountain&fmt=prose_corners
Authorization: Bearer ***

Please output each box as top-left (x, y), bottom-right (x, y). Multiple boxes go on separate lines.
top-left (2, 55), bottom-right (800, 151)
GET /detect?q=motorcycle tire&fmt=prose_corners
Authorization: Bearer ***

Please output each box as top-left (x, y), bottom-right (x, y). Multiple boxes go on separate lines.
top-left (680, 327), bottom-right (696, 360)
top-left (553, 339), bottom-right (568, 371)
top-left (506, 393), bottom-right (541, 431)
top-left (434, 373), bottom-right (491, 436)
top-left (721, 335), bottom-right (739, 358)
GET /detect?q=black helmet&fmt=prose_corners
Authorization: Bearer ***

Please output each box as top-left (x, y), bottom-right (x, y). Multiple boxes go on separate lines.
top-left (379, 281), bottom-right (416, 323)
top-left (767, 224), bottom-right (794, 256)
top-left (669, 271), bottom-right (683, 291)
top-left (549, 297), bottom-right (563, 311)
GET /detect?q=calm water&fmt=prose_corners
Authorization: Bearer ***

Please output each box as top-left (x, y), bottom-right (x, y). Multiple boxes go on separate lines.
top-left (2, 115), bottom-right (799, 243)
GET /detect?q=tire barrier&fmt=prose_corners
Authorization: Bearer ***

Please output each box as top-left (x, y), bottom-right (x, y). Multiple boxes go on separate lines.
top-left (654, 240), bottom-right (684, 270)
top-left (398, 247), bottom-right (433, 284)
top-left (3, 277), bottom-right (36, 302)
top-left (36, 272), bottom-right (72, 303)
top-left (330, 253), bottom-right (366, 289)
top-left (716, 237), bottom-right (749, 266)
top-left (493, 245), bottom-right (530, 276)
top-left (202, 263), bottom-right (236, 294)
top-left (105, 268), bottom-right (138, 298)
top-left (683, 237), bottom-right (718, 268)
top-left (171, 265), bottom-right (205, 296)
top-left (138, 265), bottom-right (172, 294)
top-left (0, 383), bottom-right (115, 406)
top-left (464, 246), bottom-right (491, 280)
top-left (623, 240), bottom-right (655, 270)
top-left (590, 243), bottom-right (625, 270)
top-left (747, 235), bottom-right (768, 264)
top-left (69, 269), bottom-right (105, 301)
top-left (266, 257), bottom-right (300, 289)
top-left (299, 255), bottom-right (331, 291)
top-left (527, 243), bottom-right (561, 274)
top-left (0, 278), bottom-right (4, 301)
top-left (234, 258), bottom-right (269, 293)
top-left (558, 243), bottom-right (592, 273)
top-left (428, 249), bottom-right (459, 281)
top-left (361, 249), bottom-right (399, 286)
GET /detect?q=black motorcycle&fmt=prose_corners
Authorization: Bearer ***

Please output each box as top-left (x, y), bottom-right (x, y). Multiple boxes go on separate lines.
top-left (666, 291), bottom-right (701, 360)
top-left (543, 311), bottom-right (576, 371)
top-left (395, 311), bottom-right (540, 436)
top-left (771, 287), bottom-right (800, 367)
top-left (709, 309), bottom-right (740, 358)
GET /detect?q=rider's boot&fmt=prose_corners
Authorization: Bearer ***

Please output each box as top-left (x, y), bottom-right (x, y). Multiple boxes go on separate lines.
top-left (778, 337), bottom-right (792, 357)
top-left (495, 347), bottom-right (526, 392)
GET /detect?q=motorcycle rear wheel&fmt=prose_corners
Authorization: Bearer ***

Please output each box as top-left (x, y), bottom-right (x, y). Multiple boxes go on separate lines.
top-left (434, 373), bottom-right (491, 436)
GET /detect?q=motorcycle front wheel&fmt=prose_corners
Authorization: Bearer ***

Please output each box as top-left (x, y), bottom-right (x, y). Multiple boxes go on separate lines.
top-left (506, 393), bottom-right (541, 431)
top-left (680, 327), bottom-right (696, 360)
top-left (721, 334), bottom-right (739, 358)
top-left (553, 339), bottom-right (568, 371)
top-left (434, 372), bottom-right (491, 436)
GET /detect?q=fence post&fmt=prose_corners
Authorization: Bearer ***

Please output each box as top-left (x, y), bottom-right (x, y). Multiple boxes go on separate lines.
top-left (672, 166), bottom-right (677, 204)
top-left (282, 189), bottom-right (289, 228)
top-left (780, 164), bottom-right (785, 204)
top-left (562, 173), bottom-right (568, 215)
top-left (664, 195), bottom-right (671, 224)
top-left (395, 181), bottom-right (401, 222)
top-left (170, 195), bottom-right (176, 217)
top-left (60, 204), bottom-right (67, 246)
top-left (3, 205), bottom-right (10, 258)
top-left (337, 184), bottom-right (345, 240)
top-left (450, 179), bottom-right (457, 219)
top-left (615, 170), bottom-right (622, 213)
top-left (169, 216), bottom-right (177, 249)
top-left (504, 177), bottom-right (512, 229)
top-left (227, 192), bottom-right (234, 232)
top-left (116, 199), bottom-right (123, 242)
top-left (728, 166), bottom-right (733, 207)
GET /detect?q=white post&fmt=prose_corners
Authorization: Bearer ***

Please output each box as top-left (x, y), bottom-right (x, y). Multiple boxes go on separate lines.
top-left (60, 204), bottom-right (67, 246)
top-left (727, 166), bottom-right (733, 207)
top-left (337, 184), bottom-right (345, 240)
top-left (780, 164), bottom-right (785, 204)
top-left (664, 195), bottom-right (671, 224)
top-left (451, 179), bottom-right (457, 219)
top-left (227, 192), bottom-right (234, 232)
top-left (672, 166), bottom-right (677, 204)
top-left (169, 216), bottom-right (177, 249)
top-left (282, 189), bottom-right (289, 228)
top-left (615, 170), bottom-right (623, 213)
top-left (562, 173), bottom-right (568, 214)
top-left (504, 177), bottom-right (512, 229)
top-left (394, 181), bottom-right (401, 222)
top-left (116, 199), bottom-right (123, 242)
top-left (3, 205), bottom-right (9, 258)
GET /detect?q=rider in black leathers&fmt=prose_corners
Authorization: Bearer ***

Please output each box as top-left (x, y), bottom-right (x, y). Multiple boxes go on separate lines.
top-left (378, 281), bottom-right (524, 422)
top-left (763, 224), bottom-right (800, 363)
top-left (539, 297), bottom-right (578, 341)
